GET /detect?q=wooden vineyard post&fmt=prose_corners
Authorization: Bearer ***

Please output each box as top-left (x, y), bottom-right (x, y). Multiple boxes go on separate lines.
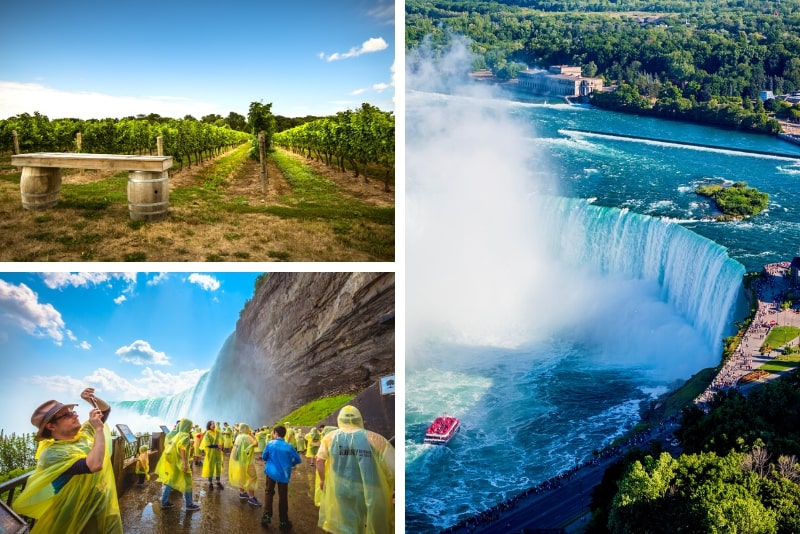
top-left (76, 132), bottom-right (84, 175)
top-left (258, 131), bottom-right (268, 195)
top-left (157, 136), bottom-right (164, 157)
top-left (11, 130), bottom-right (20, 155)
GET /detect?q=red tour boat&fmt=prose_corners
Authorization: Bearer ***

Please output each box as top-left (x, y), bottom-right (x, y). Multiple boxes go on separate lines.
top-left (424, 415), bottom-right (460, 445)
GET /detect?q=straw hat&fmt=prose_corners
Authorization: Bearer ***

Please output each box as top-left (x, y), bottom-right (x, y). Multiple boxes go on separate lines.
top-left (31, 400), bottom-right (78, 441)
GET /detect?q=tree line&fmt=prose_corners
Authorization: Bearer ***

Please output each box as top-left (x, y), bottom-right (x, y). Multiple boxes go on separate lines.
top-left (586, 370), bottom-right (800, 533)
top-left (273, 103), bottom-right (395, 192)
top-left (406, 0), bottom-right (800, 132)
top-left (0, 112), bottom-right (252, 168)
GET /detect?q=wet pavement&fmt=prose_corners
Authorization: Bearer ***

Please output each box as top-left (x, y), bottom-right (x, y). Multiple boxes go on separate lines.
top-left (120, 457), bottom-right (326, 533)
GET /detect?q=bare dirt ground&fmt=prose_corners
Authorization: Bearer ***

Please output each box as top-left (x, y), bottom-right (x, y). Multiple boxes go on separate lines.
top-left (0, 147), bottom-right (394, 262)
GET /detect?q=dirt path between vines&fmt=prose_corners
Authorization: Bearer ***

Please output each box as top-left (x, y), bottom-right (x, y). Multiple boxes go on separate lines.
top-left (0, 147), bottom-right (394, 262)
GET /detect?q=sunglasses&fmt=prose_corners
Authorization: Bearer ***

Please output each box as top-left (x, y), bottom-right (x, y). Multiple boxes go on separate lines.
top-left (51, 410), bottom-right (78, 422)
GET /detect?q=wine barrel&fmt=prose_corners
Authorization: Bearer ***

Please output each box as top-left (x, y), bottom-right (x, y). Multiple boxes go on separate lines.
top-left (20, 167), bottom-right (61, 210)
top-left (127, 170), bottom-right (169, 221)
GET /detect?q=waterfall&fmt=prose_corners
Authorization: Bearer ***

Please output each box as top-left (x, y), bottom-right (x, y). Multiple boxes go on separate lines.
top-left (541, 196), bottom-right (745, 351)
top-left (113, 333), bottom-right (237, 430)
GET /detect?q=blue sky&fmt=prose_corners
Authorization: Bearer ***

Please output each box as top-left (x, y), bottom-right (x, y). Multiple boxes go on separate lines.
top-left (0, 0), bottom-right (395, 119)
top-left (0, 271), bottom-right (263, 435)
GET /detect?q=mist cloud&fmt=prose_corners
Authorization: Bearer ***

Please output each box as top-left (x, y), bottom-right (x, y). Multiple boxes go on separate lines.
top-left (406, 38), bottom-right (565, 351)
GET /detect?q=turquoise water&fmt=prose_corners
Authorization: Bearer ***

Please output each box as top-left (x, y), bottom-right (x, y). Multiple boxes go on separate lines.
top-left (405, 90), bottom-right (800, 532)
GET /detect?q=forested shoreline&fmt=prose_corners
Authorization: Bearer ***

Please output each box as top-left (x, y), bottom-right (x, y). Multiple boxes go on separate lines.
top-left (406, 0), bottom-right (800, 133)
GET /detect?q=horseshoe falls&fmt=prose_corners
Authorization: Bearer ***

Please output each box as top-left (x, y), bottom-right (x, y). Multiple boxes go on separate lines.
top-left (112, 333), bottom-right (248, 431)
top-left (405, 50), bottom-right (800, 531)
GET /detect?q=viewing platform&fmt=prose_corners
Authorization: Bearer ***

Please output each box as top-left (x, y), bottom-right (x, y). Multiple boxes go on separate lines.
top-left (1, 433), bottom-right (325, 533)
top-left (117, 456), bottom-right (324, 533)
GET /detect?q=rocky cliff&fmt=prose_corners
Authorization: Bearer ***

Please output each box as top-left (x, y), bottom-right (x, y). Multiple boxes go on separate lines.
top-left (200, 272), bottom-right (395, 427)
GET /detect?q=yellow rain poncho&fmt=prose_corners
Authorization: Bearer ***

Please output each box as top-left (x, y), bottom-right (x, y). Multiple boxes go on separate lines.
top-left (135, 445), bottom-right (151, 481)
top-left (155, 418), bottom-right (193, 493)
top-left (317, 408), bottom-right (394, 534)
top-left (13, 421), bottom-right (122, 533)
top-left (221, 424), bottom-right (233, 450)
top-left (200, 427), bottom-right (223, 479)
top-left (228, 423), bottom-right (257, 492)
top-left (315, 426), bottom-right (339, 507)
top-left (306, 427), bottom-right (321, 458)
top-left (255, 427), bottom-right (268, 454)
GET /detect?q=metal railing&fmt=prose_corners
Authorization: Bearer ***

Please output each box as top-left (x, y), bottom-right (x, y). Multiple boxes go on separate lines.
top-left (0, 432), bottom-right (164, 529)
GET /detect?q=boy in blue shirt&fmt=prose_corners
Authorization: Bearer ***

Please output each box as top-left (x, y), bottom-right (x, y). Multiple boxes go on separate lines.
top-left (261, 425), bottom-right (302, 531)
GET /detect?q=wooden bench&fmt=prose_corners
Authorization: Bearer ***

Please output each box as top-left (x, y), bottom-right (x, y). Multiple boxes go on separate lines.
top-left (11, 152), bottom-right (174, 221)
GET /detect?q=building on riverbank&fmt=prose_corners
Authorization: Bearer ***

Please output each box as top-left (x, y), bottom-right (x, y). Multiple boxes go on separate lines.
top-left (517, 66), bottom-right (603, 97)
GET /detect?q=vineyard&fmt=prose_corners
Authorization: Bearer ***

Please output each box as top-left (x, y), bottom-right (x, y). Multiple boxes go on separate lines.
top-left (0, 113), bottom-right (251, 169)
top-left (274, 103), bottom-right (394, 192)
top-left (0, 104), bottom-right (395, 262)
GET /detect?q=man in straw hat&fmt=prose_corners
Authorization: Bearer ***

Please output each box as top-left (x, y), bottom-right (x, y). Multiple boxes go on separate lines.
top-left (13, 387), bottom-right (122, 533)
top-left (316, 405), bottom-right (394, 534)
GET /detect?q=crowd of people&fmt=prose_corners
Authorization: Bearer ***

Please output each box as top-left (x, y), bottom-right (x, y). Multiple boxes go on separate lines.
top-left (13, 387), bottom-right (395, 534)
top-left (695, 261), bottom-right (800, 409)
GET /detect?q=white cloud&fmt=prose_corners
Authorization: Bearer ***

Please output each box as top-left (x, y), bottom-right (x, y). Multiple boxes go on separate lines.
top-left (352, 82), bottom-right (392, 95)
top-left (147, 273), bottom-right (169, 286)
top-left (42, 272), bottom-right (138, 305)
top-left (323, 37), bottom-right (388, 62)
top-left (29, 366), bottom-right (207, 401)
top-left (187, 274), bottom-right (220, 292)
top-left (137, 367), bottom-right (207, 397)
top-left (0, 280), bottom-right (67, 345)
top-left (77, 340), bottom-right (92, 350)
top-left (0, 81), bottom-right (224, 120)
top-left (42, 272), bottom-right (112, 289)
top-left (116, 339), bottom-right (171, 366)
top-left (350, 59), bottom-right (395, 97)
top-left (41, 272), bottom-right (137, 290)
top-left (29, 374), bottom-right (85, 395)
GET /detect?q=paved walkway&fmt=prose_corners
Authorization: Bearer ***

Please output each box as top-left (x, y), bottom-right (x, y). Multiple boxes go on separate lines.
top-left (696, 262), bottom-right (800, 407)
top-left (119, 457), bottom-right (326, 534)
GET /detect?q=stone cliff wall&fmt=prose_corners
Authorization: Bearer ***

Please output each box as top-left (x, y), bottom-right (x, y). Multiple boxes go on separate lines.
top-left (218, 272), bottom-right (395, 425)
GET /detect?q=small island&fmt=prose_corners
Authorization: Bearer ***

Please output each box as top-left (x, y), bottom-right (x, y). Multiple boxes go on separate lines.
top-left (695, 181), bottom-right (769, 220)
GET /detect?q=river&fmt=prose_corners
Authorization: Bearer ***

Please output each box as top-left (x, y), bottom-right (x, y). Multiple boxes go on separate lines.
top-left (405, 80), bottom-right (800, 532)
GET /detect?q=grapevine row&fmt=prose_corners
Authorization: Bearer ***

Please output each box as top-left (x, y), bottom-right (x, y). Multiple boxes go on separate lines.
top-left (273, 103), bottom-right (395, 191)
top-left (0, 113), bottom-right (251, 168)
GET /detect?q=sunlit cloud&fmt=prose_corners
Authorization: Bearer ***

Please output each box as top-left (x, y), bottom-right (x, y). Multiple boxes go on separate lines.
top-left (41, 272), bottom-right (137, 290)
top-left (114, 295), bottom-right (127, 305)
top-left (147, 273), bottom-right (169, 286)
top-left (116, 339), bottom-right (171, 366)
top-left (323, 37), bottom-right (388, 62)
top-left (0, 81), bottom-right (223, 120)
top-left (350, 60), bottom-right (395, 97)
top-left (187, 274), bottom-right (220, 292)
top-left (77, 340), bottom-right (92, 350)
top-left (0, 280), bottom-right (67, 345)
top-left (28, 366), bottom-right (207, 402)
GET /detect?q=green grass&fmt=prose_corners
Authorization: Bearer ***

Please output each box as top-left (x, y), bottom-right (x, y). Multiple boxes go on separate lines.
top-left (762, 325), bottom-right (800, 350)
top-left (275, 393), bottom-right (356, 428)
top-left (270, 150), bottom-right (394, 226)
top-left (192, 145), bottom-right (250, 190)
top-left (644, 367), bottom-right (719, 423)
top-left (760, 353), bottom-right (800, 373)
top-left (60, 174), bottom-right (128, 206)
